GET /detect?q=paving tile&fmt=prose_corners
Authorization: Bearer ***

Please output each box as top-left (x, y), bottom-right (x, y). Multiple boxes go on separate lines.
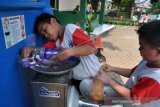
top-left (100, 26), bottom-right (142, 83)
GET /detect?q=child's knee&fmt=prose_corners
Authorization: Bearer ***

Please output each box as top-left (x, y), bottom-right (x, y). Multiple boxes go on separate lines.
top-left (79, 77), bottom-right (93, 101)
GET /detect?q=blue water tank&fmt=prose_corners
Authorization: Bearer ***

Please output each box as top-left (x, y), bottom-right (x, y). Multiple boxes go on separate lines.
top-left (0, 1), bottom-right (53, 107)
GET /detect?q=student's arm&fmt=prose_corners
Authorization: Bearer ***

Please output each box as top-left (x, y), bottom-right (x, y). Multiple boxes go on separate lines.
top-left (101, 64), bottom-right (132, 77)
top-left (21, 47), bottom-right (35, 58)
top-left (52, 26), bottom-right (96, 61)
top-left (64, 44), bottom-right (96, 56)
top-left (107, 75), bottom-right (160, 103)
top-left (21, 47), bottom-right (42, 58)
top-left (72, 28), bottom-right (96, 49)
top-left (53, 44), bottom-right (95, 61)
top-left (71, 27), bottom-right (97, 55)
top-left (108, 76), bottom-right (131, 100)
top-left (111, 67), bottom-right (132, 77)
top-left (97, 72), bottom-right (131, 100)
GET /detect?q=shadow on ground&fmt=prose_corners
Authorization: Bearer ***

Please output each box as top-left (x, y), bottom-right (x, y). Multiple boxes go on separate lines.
top-left (102, 41), bottom-right (121, 51)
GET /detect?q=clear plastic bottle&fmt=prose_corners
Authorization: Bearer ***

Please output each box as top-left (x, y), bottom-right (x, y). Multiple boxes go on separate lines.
top-left (21, 48), bottom-right (59, 67)
top-left (39, 48), bottom-right (59, 59)
top-left (91, 78), bottom-right (104, 102)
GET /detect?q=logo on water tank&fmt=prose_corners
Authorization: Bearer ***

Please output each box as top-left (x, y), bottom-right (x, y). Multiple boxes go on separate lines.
top-left (39, 87), bottom-right (60, 98)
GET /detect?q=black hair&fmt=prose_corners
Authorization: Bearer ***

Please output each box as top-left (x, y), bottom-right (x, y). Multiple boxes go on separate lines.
top-left (34, 13), bottom-right (60, 34)
top-left (142, 12), bottom-right (145, 14)
top-left (137, 20), bottom-right (160, 48)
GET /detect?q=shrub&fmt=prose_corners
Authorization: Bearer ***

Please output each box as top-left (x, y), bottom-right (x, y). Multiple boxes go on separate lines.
top-left (104, 16), bottom-right (138, 26)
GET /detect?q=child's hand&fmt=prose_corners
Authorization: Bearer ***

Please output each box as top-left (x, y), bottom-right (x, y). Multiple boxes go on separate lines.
top-left (21, 47), bottom-right (34, 58)
top-left (96, 72), bottom-right (110, 84)
top-left (100, 64), bottom-right (113, 73)
top-left (51, 48), bottom-right (72, 61)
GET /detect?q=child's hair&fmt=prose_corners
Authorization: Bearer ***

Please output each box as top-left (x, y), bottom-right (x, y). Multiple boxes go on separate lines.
top-left (137, 20), bottom-right (160, 48)
top-left (34, 13), bottom-right (60, 34)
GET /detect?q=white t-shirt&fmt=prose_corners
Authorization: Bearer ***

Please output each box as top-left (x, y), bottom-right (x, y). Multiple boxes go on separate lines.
top-left (44, 24), bottom-right (101, 80)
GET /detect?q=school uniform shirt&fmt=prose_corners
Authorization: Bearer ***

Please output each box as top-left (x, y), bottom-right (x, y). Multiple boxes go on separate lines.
top-left (124, 60), bottom-right (160, 107)
top-left (43, 24), bottom-right (101, 80)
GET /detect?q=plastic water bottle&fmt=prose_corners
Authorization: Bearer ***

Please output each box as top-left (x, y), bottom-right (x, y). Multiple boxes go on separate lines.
top-left (21, 58), bottom-right (30, 67)
top-left (21, 58), bottom-right (37, 67)
top-left (39, 48), bottom-right (59, 59)
top-left (21, 48), bottom-right (59, 67)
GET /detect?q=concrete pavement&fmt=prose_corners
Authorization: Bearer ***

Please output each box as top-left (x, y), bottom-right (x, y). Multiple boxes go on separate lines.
top-left (100, 26), bottom-right (142, 83)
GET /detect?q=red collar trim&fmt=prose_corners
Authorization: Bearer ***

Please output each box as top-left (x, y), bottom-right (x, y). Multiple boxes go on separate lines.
top-left (146, 63), bottom-right (160, 68)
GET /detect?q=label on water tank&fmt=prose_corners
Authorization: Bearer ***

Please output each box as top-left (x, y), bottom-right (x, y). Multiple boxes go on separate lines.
top-left (1, 15), bottom-right (26, 48)
top-left (39, 87), bottom-right (60, 98)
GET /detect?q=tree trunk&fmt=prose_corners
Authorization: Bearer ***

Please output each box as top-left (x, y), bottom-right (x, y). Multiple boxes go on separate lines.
top-left (117, 5), bottom-right (120, 17)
